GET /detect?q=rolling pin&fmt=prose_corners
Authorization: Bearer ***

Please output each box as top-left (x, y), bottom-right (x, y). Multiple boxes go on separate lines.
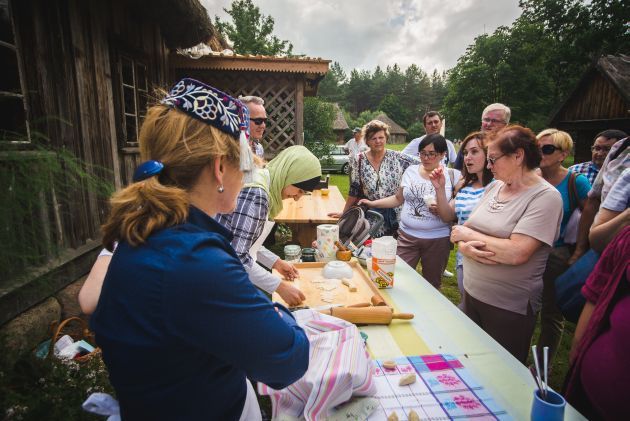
top-left (323, 306), bottom-right (414, 325)
top-left (371, 295), bottom-right (388, 306)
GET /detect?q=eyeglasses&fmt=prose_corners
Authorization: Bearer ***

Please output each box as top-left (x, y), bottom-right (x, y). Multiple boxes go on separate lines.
top-left (487, 154), bottom-right (506, 165)
top-left (251, 117), bottom-right (268, 126)
top-left (419, 151), bottom-right (438, 159)
top-left (540, 144), bottom-right (561, 155)
top-left (482, 117), bottom-right (505, 125)
top-left (591, 145), bottom-right (611, 153)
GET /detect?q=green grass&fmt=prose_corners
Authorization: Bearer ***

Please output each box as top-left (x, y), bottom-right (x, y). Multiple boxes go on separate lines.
top-left (386, 143), bottom-right (407, 151)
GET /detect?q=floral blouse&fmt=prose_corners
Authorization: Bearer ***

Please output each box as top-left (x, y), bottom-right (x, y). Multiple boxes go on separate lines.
top-left (349, 149), bottom-right (419, 236)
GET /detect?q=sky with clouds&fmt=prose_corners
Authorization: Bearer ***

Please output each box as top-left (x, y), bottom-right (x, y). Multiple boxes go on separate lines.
top-left (201, 0), bottom-right (523, 74)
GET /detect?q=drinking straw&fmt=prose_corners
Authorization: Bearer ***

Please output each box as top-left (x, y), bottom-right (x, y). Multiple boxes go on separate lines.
top-left (531, 345), bottom-right (545, 400)
top-left (529, 365), bottom-right (543, 392)
top-left (543, 346), bottom-right (549, 399)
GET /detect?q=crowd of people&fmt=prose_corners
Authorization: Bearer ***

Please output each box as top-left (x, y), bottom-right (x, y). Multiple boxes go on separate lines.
top-left (78, 76), bottom-right (628, 419)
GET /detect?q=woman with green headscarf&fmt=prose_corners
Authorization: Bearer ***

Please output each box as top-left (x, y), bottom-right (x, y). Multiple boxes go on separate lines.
top-left (217, 145), bottom-right (322, 306)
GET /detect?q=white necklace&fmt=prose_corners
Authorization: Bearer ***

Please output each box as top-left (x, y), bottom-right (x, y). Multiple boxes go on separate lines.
top-left (488, 184), bottom-right (516, 212)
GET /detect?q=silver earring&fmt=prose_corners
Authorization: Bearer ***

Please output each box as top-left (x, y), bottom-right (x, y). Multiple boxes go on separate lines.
top-left (217, 185), bottom-right (224, 193)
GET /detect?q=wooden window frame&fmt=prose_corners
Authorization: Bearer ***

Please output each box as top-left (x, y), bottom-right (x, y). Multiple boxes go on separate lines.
top-left (118, 54), bottom-right (148, 146)
top-left (0, 0), bottom-right (31, 146)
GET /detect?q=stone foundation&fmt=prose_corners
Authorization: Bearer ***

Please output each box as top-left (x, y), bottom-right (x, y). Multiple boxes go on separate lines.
top-left (0, 277), bottom-right (87, 366)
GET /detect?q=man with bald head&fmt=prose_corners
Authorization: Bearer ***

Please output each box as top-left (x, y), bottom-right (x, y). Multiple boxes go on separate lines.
top-left (454, 103), bottom-right (511, 170)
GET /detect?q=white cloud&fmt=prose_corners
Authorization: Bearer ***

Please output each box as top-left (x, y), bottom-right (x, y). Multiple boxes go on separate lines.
top-left (201, 0), bottom-right (521, 73)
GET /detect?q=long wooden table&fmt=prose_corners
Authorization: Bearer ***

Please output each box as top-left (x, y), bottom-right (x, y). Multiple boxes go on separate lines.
top-left (361, 257), bottom-right (585, 420)
top-left (273, 185), bottom-right (346, 247)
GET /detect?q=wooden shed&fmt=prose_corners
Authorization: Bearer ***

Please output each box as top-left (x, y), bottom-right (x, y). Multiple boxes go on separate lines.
top-left (375, 113), bottom-right (408, 144)
top-left (170, 51), bottom-right (330, 157)
top-left (332, 103), bottom-right (350, 144)
top-left (0, 0), bottom-right (225, 325)
top-left (549, 55), bottom-right (630, 163)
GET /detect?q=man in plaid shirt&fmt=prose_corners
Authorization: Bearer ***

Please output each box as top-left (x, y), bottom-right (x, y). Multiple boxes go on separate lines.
top-left (569, 129), bottom-right (627, 185)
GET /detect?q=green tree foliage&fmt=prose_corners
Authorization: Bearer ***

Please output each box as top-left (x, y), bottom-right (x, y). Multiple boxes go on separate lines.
top-left (443, 21), bottom-right (555, 137)
top-left (379, 94), bottom-right (411, 128)
top-left (303, 97), bottom-right (335, 158)
top-left (317, 62), bottom-right (347, 104)
top-left (345, 110), bottom-right (384, 134)
top-left (407, 121), bottom-right (425, 140)
top-left (214, 0), bottom-right (293, 55)
top-left (443, 0), bottom-right (629, 139)
top-left (319, 63), bottom-right (442, 136)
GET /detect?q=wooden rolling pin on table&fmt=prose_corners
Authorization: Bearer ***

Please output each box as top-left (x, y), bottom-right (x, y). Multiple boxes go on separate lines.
top-left (320, 305), bottom-right (414, 325)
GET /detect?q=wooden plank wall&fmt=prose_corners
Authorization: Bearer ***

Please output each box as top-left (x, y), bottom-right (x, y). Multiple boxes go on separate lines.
top-left (557, 73), bottom-right (628, 121)
top-left (7, 0), bottom-right (169, 278)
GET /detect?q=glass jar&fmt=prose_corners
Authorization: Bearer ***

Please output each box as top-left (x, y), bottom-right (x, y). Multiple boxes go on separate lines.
top-left (301, 248), bottom-right (317, 262)
top-left (284, 244), bottom-right (301, 262)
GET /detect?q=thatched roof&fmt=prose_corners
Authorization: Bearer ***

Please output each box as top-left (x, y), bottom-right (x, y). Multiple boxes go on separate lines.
top-left (332, 104), bottom-right (349, 131)
top-left (549, 54), bottom-right (630, 124)
top-left (130, 0), bottom-right (227, 49)
top-left (598, 54), bottom-right (630, 103)
top-left (375, 113), bottom-right (408, 135)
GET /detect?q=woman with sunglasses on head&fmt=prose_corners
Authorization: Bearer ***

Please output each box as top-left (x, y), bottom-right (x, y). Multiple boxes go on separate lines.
top-left (91, 79), bottom-right (309, 420)
top-left (329, 120), bottom-right (419, 237)
top-left (534, 129), bottom-right (591, 367)
top-left (216, 145), bottom-right (322, 307)
top-left (450, 125), bottom-right (563, 363)
top-left (359, 134), bottom-right (461, 289)
top-left (429, 132), bottom-right (494, 308)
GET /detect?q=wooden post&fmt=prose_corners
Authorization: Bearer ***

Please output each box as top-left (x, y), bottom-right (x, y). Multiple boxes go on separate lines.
top-left (295, 77), bottom-right (304, 145)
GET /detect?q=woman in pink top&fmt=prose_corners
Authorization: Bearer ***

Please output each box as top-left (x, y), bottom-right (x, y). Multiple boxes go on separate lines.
top-left (564, 227), bottom-right (630, 419)
top-left (450, 125), bottom-right (563, 363)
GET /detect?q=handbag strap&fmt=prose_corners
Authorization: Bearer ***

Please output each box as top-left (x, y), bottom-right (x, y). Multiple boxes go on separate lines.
top-left (568, 172), bottom-right (582, 212)
top-left (447, 168), bottom-right (456, 199)
top-left (358, 153), bottom-right (364, 196)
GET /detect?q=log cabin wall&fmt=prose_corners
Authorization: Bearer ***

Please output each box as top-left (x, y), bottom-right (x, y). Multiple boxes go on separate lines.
top-left (550, 57), bottom-right (630, 163)
top-left (1, 0), bottom-right (171, 324)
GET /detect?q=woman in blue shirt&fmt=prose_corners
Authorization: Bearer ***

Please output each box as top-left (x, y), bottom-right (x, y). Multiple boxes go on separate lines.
top-left (535, 128), bottom-right (590, 367)
top-left (91, 79), bottom-right (309, 420)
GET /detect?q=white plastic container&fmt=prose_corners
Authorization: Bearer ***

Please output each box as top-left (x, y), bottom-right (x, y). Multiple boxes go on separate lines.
top-left (368, 236), bottom-right (397, 288)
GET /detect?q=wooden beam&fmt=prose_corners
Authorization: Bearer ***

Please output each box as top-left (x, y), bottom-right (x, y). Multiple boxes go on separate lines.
top-left (295, 77), bottom-right (304, 146)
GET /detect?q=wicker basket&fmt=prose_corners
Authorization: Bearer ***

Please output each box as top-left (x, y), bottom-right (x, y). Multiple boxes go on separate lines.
top-left (48, 316), bottom-right (100, 362)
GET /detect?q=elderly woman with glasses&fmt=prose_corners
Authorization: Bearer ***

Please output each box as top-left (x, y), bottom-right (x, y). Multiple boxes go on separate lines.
top-left (329, 120), bottom-right (419, 237)
top-left (450, 125), bottom-right (563, 363)
top-left (534, 129), bottom-right (591, 366)
top-left (359, 134), bottom-right (461, 289)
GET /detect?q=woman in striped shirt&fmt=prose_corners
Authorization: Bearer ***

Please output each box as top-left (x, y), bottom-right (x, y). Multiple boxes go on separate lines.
top-left (430, 132), bottom-right (494, 309)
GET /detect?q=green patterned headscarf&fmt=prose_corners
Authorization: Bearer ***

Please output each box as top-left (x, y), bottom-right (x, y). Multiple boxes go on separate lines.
top-left (246, 145), bottom-right (322, 219)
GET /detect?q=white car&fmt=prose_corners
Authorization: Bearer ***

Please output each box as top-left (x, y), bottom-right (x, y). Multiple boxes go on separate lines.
top-left (319, 145), bottom-right (350, 174)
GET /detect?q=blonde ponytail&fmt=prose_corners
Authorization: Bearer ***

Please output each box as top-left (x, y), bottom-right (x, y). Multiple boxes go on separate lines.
top-left (101, 105), bottom-right (240, 249)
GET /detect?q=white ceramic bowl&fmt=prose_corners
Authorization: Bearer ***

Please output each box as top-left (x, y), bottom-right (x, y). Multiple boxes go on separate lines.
top-left (322, 260), bottom-right (354, 279)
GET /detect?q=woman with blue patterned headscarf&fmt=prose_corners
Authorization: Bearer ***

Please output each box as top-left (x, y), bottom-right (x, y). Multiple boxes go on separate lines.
top-left (92, 79), bottom-right (309, 420)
